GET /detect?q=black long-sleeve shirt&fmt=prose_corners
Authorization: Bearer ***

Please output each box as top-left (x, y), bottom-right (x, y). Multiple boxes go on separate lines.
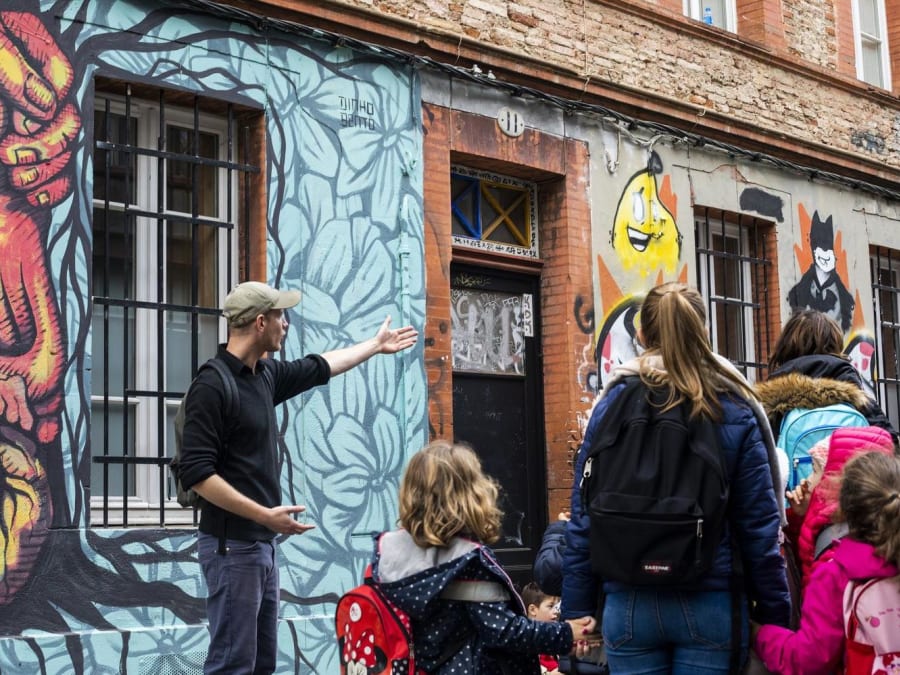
top-left (180, 345), bottom-right (330, 541)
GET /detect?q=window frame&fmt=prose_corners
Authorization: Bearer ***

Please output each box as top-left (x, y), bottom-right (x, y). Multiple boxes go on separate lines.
top-left (684, 0), bottom-right (737, 32)
top-left (694, 208), bottom-right (774, 383)
top-left (852, 0), bottom-right (892, 88)
top-left (450, 166), bottom-right (540, 260)
top-left (870, 247), bottom-right (900, 431)
top-left (91, 91), bottom-right (240, 526)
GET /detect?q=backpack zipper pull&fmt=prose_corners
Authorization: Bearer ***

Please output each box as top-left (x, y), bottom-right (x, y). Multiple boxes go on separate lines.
top-left (579, 457), bottom-right (594, 511)
top-left (580, 457), bottom-right (593, 488)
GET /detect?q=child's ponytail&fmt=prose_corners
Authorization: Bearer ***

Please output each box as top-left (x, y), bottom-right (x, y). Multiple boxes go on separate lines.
top-left (839, 451), bottom-right (900, 570)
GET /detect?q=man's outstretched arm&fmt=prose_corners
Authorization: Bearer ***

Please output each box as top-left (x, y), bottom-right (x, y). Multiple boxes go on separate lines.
top-left (321, 315), bottom-right (418, 376)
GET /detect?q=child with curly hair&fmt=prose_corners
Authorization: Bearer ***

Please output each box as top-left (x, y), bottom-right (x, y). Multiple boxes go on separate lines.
top-left (370, 440), bottom-right (597, 674)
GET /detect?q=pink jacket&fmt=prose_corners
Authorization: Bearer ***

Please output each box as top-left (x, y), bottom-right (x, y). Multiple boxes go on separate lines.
top-left (755, 538), bottom-right (898, 675)
top-left (795, 427), bottom-right (894, 591)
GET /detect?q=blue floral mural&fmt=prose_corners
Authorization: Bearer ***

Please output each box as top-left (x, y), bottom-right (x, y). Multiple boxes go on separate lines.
top-left (0, 1), bottom-right (425, 672)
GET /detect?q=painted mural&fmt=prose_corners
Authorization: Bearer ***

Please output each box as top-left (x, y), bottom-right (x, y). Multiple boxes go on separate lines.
top-left (0, 1), bottom-right (426, 673)
top-left (594, 150), bottom-right (686, 389)
top-left (788, 209), bottom-right (855, 331)
top-left (609, 151), bottom-right (682, 279)
top-left (0, 10), bottom-right (75, 607)
top-left (845, 331), bottom-right (878, 397)
top-left (789, 203), bottom-right (876, 389)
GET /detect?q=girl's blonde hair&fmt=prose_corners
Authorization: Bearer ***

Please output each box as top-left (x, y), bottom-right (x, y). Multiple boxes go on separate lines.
top-left (398, 440), bottom-right (503, 547)
top-left (839, 451), bottom-right (900, 569)
top-left (638, 282), bottom-right (756, 420)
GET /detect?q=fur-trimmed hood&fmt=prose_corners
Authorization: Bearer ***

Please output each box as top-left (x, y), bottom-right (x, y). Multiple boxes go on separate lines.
top-left (755, 372), bottom-right (871, 419)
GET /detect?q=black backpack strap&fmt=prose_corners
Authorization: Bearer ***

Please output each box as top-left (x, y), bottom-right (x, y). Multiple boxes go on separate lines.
top-left (199, 357), bottom-right (239, 554)
top-left (202, 358), bottom-right (239, 420)
top-left (814, 522), bottom-right (849, 560)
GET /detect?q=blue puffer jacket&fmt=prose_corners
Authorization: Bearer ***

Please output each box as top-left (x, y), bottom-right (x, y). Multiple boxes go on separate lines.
top-left (561, 379), bottom-right (792, 628)
top-left (533, 519), bottom-right (568, 597)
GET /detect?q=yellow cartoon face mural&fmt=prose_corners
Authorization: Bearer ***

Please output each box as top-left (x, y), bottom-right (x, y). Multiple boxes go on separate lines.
top-left (611, 151), bottom-right (681, 276)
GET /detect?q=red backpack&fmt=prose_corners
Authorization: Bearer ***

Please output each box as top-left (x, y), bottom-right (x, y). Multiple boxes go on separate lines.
top-left (335, 558), bottom-right (509, 674)
top-left (336, 566), bottom-right (416, 675)
top-left (843, 576), bottom-right (900, 674)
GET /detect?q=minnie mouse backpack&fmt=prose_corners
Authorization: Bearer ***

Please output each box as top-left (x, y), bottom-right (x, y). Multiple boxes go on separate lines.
top-left (843, 576), bottom-right (900, 675)
top-left (336, 566), bottom-right (416, 675)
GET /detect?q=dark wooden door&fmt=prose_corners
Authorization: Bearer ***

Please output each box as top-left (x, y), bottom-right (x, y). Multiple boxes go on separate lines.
top-left (450, 264), bottom-right (546, 588)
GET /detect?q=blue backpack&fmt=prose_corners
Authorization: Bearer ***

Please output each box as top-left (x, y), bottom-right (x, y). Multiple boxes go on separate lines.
top-left (778, 403), bottom-right (867, 490)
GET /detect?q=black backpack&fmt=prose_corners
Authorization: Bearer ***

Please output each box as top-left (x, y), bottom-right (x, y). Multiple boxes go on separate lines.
top-left (170, 358), bottom-right (239, 508)
top-left (580, 376), bottom-right (729, 586)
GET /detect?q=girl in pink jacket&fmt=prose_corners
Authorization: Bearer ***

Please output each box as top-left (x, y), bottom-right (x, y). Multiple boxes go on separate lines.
top-left (787, 426), bottom-right (894, 592)
top-left (754, 451), bottom-right (900, 674)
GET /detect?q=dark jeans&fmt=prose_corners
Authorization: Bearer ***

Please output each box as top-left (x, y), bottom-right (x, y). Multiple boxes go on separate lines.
top-left (602, 589), bottom-right (748, 675)
top-left (199, 533), bottom-right (279, 675)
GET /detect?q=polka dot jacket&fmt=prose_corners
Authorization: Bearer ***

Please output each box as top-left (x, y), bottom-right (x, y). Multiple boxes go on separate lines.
top-left (372, 529), bottom-right (573, 674)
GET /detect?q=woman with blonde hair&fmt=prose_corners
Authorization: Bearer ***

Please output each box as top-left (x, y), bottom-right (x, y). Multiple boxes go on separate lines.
top-left (370, 440), bottom-right (596, 674)
top-left (561, 282), bottom-right (791, 674)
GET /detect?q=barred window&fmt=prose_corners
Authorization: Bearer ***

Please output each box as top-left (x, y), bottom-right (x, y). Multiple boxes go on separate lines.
top-left (870, 247), bottom-right (900, 430)
top-left (91, 82), bottom-right (258, 527)
top-left (695, 208), bottom-right (775, 383)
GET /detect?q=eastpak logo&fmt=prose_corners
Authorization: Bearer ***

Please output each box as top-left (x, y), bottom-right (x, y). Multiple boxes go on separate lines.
top-left (642, 562), bottom-right (673, 575)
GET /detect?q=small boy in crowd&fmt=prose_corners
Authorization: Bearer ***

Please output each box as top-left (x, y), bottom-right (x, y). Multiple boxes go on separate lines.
top-left (523, 581), bottom-right (562, 674)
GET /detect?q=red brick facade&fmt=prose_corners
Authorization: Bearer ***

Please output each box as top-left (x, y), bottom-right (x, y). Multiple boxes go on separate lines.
top-left (236, 0), bottom-right (900, 519)
top-left (422, 105), bottom-right (592, 515)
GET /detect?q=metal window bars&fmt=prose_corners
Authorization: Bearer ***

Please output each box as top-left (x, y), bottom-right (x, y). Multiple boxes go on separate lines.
top-left (870, 247), bottom-right (900, 431)
top-left (694, 207), bottom-right (773, 384)
top-left (91, 83), bottom-right (258, 527)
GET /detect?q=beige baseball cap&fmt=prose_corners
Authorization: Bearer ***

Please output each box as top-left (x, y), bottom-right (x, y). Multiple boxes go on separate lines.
top-left (222, 281), bottom-right (301, 326)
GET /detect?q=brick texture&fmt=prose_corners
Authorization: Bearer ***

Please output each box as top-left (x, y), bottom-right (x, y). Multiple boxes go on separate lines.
top-left (888, 0), bottom-right (900, 92)
top-left (739, 0), bottom-right (786, 48)
top-left (267, 0), bottom-right (900, 177)
top-left (421, 104), bottom-right (593, 520)
top-left (422, 104), bottom-right (455, 440)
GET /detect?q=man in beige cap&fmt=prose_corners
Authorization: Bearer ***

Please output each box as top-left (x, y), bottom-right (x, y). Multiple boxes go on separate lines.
top-left (178, 280), bottom-right (417, 675)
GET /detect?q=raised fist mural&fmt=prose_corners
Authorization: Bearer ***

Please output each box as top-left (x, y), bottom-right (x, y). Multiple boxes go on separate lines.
top-left (0, 10), bottom-right (78, 604)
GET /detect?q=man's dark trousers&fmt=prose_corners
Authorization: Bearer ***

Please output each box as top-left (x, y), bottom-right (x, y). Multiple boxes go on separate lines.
top-left (199, 533), bottom-right (279, 674)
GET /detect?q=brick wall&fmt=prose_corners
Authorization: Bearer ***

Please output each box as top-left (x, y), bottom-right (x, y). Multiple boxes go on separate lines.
top-left (421, 104), bottom-right (593, 518)
top-left (782, 0), bottom-right (838, 70)
top-left (298, 0), bottom-right (900, 178)
top-left (739, 0), bottom-right (786, 48)
top-left (537, 139), bottom-right (594, 517)
top-left (832, 0), bottom-right (859, 77)
top-left (887, 0), bottom-right (900, 92)
top-left (422, 104), bottom-right (454, 440)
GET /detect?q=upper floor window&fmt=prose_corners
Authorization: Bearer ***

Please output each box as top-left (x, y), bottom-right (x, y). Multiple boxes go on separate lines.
top-left (451, 166), bottom-right (539, 259)
top-left (853, 0), bottom-right (891, 88)
top-left (91, 82), bottom-right (258, 527)
top-left (695, 208), bottom-right (775, 383)
top-left (684, 0), bottom-right (736, 32)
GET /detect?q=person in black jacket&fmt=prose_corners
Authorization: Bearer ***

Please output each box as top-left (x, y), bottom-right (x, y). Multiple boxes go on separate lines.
top-left (180, 281), bottom-right (418, 675)
top-left (759, 309), bottom-right (897, 443)
top-left (533, 512), bottom-right (609, 675)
